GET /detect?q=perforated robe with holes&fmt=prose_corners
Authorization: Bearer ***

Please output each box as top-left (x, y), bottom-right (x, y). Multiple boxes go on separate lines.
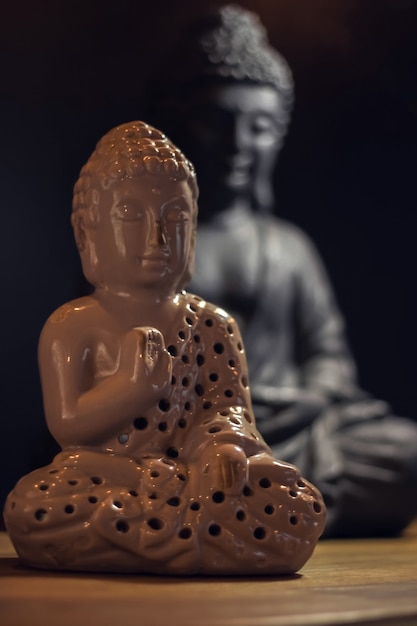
top-left (4, 293), bottom-right (325, 574)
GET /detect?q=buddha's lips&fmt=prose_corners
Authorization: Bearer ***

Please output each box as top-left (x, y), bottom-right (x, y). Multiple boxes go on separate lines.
top-left (136, 254), bottom-right (169, 265)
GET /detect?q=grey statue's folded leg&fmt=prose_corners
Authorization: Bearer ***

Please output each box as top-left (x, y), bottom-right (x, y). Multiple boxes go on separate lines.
top-left (263, 399), bottom-right (417, 537)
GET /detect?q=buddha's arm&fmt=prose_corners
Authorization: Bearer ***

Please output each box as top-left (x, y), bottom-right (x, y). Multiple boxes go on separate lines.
top-left (38, 319), bottom-right (171, 448)
top-left (292, 232), bottom-right (357, 398)
top-left (190, 314), bottom-right (272, 494)
top-left (189, 309), bottom-right (268, 455)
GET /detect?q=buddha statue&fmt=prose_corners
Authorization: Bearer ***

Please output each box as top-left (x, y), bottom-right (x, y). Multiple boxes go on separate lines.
top-left (149, 4), bottom-right (417, 537)
top-left (3, 121), bottom-right (325, 574)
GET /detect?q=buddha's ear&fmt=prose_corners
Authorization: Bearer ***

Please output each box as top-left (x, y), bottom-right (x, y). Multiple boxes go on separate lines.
top-left (71, 205), bottom-right (99, 251)
top-left (71, 211), bottom-right (88, 252)
top-left (178, 206), bottom-right (197, 290)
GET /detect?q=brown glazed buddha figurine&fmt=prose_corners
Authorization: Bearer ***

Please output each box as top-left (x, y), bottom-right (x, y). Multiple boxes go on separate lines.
top-left (149, 5), bottom-right (417, 537)
top-left (3, 121), bottom-right (325, 574)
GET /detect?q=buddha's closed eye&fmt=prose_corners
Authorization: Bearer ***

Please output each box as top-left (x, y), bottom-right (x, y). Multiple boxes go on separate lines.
top-left (250, 114), bottom-right (280, 137)
top-left (114, 204), bottom-right (144, 222)
top-left (164, 207), bottom-right (190, 224)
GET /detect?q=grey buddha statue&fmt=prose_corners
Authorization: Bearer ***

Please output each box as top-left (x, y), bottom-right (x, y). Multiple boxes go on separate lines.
top-left (150, 4), bottom-right (417, 537)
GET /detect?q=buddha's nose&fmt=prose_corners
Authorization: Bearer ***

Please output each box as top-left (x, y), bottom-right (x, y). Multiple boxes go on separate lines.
top-left (148, 218), bottom-right (166, 248)
top-left (224, 118), bottom-right (249, 155)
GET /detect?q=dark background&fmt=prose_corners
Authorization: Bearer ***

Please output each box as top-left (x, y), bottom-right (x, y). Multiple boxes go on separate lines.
top-left (1, 0), bottom-right (416, 512)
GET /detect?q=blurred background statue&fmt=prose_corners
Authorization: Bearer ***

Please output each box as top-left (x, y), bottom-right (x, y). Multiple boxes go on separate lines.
top-left (149, 3), bottom-right (417, 537)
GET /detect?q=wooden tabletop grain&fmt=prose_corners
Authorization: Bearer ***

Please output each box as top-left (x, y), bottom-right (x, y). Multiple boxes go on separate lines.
top-left (1, 522), bottom-right (416, 626)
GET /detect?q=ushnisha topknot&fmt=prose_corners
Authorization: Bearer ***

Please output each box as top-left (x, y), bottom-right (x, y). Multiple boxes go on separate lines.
top-left (197, 4), bottom-right (293, 104)
top-left (73, 121), bottom-right (198, 216)
top-left (155, 4), bottom-right (294, 118)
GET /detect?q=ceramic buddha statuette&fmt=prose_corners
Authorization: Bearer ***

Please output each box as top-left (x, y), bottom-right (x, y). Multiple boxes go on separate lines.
top-left (3, 121), bottom-right (325, 574)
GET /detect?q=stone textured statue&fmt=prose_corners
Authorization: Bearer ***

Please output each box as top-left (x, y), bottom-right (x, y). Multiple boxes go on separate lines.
top-left (3, 121), bottom-right (325, 574)
top-left (150, 4), bottom-right (417, 537)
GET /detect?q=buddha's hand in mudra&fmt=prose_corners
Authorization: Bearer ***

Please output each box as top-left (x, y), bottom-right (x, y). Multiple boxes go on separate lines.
top-left (120, 327), bottom-right (172, 397)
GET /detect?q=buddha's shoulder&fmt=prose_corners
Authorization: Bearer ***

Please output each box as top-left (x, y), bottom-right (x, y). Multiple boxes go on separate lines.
top-left (43, 296), bottom-right (100, 328)
top-left (181, 291), bottom-right (236, 327)
top-left (261, 215), bottom-right (310, 243)
top-left (258, 216), bottom-right (320, 263)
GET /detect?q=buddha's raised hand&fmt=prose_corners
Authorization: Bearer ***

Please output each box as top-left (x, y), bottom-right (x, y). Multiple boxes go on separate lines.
top-left (120, 326), bottom-right (172, 400)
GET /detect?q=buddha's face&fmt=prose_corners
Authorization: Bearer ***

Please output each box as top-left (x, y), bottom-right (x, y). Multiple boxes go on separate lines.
top-left (79, 171), bottom-right (195, 294)
top-left (185, 83), bottom-right (285, 211)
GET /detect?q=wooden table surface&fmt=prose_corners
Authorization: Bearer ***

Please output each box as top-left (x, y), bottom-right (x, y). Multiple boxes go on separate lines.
top-left (1, 522), bottom-right (416, 626)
